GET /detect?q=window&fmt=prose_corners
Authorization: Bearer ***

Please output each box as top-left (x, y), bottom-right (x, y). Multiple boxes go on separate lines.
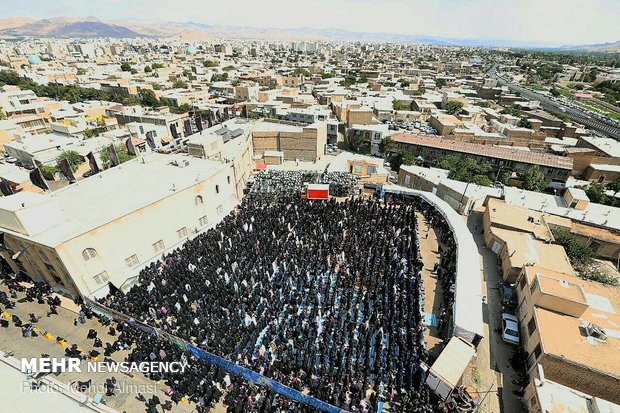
top-left (217, 205), bottom-right (223, 215)
top-left (530, 278), bottom-right (539, 295)
top-left (125, 254), bottom-right (139, 267)
top-left (195, 195), bottom-right (203, 205)
top-left (139, 125), bottom-right (144, 134)
top-left (527, 317), bottom-right (537, 335)
top-left (227, 176), bottom-right (231, 184)
top-left (152, 130), bottom-right (157, 137)
top-left (153, 240), bottom-right (165, 253)
top-left (93, 271), bottom-right (109, 285)
top-left (533, 344), bottom-right (542, 359)
top-left (177, 227), bottom-right (188, 239)
top-left (82, 248), bottom-right (97, 261)
top-left (199, 216), bottom-right (208, 226)
top-left (215, 185), bottom-right (220, 194)
top-left (37, 249), bottom-right (51, 263)
top-left (519, 275), bottom-right (527, 291)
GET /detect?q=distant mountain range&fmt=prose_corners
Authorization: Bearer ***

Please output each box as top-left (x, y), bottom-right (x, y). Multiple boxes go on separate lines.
top-left (558, 40), bottom-right (620, 52)
top-left (0, 16), bottom-right (618, 51)
top-left (0, 17), bottom-right (142, 38)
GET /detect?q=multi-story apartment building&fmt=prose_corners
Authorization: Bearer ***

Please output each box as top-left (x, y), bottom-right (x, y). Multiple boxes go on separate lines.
top-left (391, 134), bottom-right (574, 182)
top-left (0, 153), bottom-right (242, 298)
top-left (515, 265), bottom-right (620, 405)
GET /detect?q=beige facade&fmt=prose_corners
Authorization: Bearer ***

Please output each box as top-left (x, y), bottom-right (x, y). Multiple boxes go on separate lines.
top-left (515, 266), bottom-right (620, 405)
top-left (482, 198), bottom-right (574, 282)
top-left (252, 121), bottom-right (327, 162)
top-left (0, 154), bottom-right (242, 298)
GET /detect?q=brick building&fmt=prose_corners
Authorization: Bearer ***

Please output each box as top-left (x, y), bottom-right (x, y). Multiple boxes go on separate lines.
top-left (391, 134), bottom-right (573, 182)
top-left (252, 120), bottom-right (327, 162)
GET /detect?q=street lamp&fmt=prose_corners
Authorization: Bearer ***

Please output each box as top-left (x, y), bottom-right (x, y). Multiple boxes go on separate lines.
top-left (12, 244), bottom-right (34, 260)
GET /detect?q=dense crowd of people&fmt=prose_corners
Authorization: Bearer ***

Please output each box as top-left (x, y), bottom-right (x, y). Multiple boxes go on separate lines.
top-left (248, 171), bottom-right (359, 198)
top-left (386, 193), bottom-right (458, 338)
top-left (0, 182), bottom-right (462, 413)
top-left (94, 196), bottom-right (454, 412)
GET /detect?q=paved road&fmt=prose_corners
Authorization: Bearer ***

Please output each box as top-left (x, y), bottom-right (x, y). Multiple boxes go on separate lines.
top-left (466, 212), bottom-right (525, 413)
top-left (0, 283), bottom-right (197, 413)
top-left (489, 68), bottom-right (620, 140)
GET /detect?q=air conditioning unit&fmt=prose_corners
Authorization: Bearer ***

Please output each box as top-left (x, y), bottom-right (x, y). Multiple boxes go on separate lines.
top-left (583, 321), bottom-right (607, 341)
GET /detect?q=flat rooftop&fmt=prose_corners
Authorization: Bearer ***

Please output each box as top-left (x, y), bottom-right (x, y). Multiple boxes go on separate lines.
top-left (0, 153), bottom-right (226, 246)
top-left (491, 228), bottom-right (574, 275)
top-left (486, 198), bottom-right (553, 242)
top-left (392, 134), bottom-right (573, 170)
top-left (535, 306), bottom-right (620, 379)
top-left (503, 187), bottom-right (620, 231)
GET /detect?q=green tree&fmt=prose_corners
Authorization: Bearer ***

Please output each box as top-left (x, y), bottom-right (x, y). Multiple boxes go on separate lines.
top-left (140, 89), bottom-right (160, 107)
top-left (321, 72), bottom-right (334, 79)
top-left (172, 80), bottom-right (189, 89)
top-left (435, 78), bottom-right (446, 88)
top-left (585, 183), bottom-right (611, 205)
top-left (518, 118), bottom-right (533, 129)
top-left (500, 108), bottom-right (523, 117)
top-left (144, 66), bottom-right (152, 73)
top-left (411, 86), bottom-right (426, 96)
top-left (440, 156), bottom-right (493, 186)
top-left (340, 74), bottom-right (357, 87)
top-left (203, 60), bottom-right (218, 68)
top-left (40, 165), bottom-right (59, 179)
top-left (151, 63), bottom-right (164, 69)
top-left (378, 137), bottom-right (394, 155)
top-left (552, 228), bottom-right (595, 268)
top-left (444, 101), bottom-right (464, 115)
top-left (471, 175), bottom-right (493, 187)
top-left (392, 100), bottom-right (411, 111)
top-left (151, 83), bottom-right (161, 90)
top-left (293, 68), bottom-right (311, 77)
top-left (389, 150), bottom-right (414, 171)
top-left (83, 127), bottom-right (106, 138)
top-left (211, 73), bottom-right (228, 82)
top-left (120, 62), bottom-right (132, 72)
top-left (99, 144), bottom-right (135, 169)
top-left (606, 178), bottom-right (620, 193)
top-left (175, 103), bottom-right (192, 113)
top-left (76, 68), bottom-right (86, 75)
top-left (522, 165), bottom-right (549, 191)
top-left (223, 65), bottom-right (235, 71)
top-left (56, 150), bottom-right (83, 173)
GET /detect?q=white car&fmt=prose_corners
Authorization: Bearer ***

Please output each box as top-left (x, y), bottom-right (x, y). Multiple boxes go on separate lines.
top-left (5, 157), bottom-right (17, 163)
top-left (501, 313), bottom-right (520, 345)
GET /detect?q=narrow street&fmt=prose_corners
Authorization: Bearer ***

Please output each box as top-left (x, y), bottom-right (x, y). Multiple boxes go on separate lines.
top-left (464, 211), bottom-right (524, 413)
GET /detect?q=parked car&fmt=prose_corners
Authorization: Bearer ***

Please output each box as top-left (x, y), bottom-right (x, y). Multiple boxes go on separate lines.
top-left (5, 157), bottom-right (17, 163)
top-left (498, 282), bottom-right (516, 308)
top-left (501, 313), bottom-right (520, 345)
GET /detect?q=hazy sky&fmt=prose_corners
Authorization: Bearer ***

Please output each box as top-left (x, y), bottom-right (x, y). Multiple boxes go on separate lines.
top-left (2, 0), bottom-right (620, 46)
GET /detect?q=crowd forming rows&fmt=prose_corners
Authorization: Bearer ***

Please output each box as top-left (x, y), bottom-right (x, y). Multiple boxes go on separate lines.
top-left (98, 193), bottom-right (457, 412)
top-left (248, 171), bottom-right (359, 198)
top-left (0, 176), bottom-right (461, 413)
